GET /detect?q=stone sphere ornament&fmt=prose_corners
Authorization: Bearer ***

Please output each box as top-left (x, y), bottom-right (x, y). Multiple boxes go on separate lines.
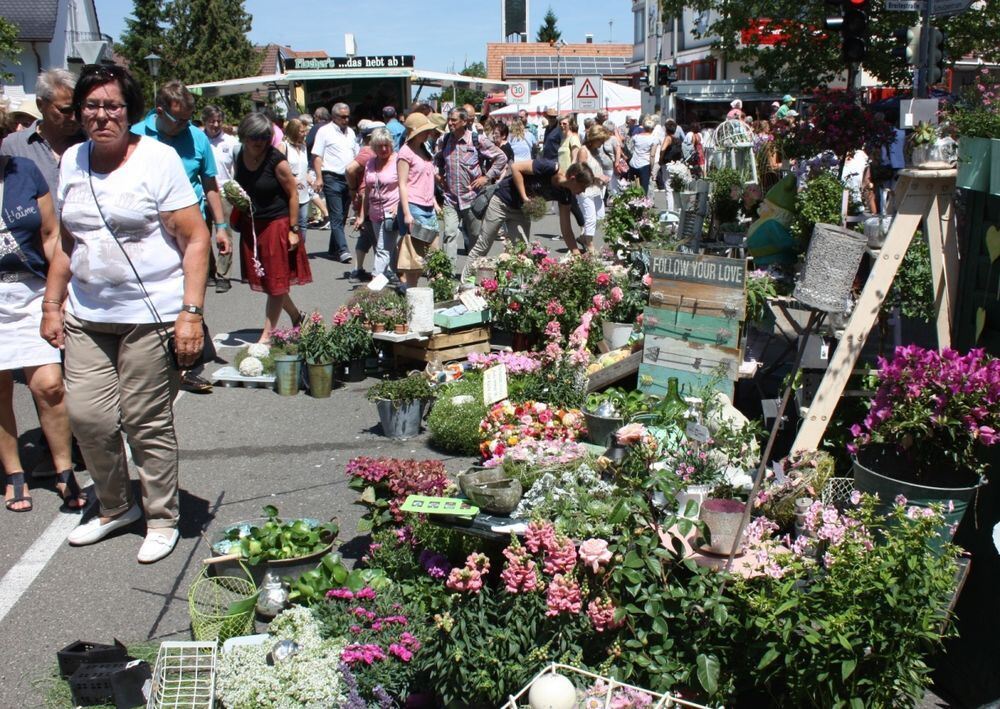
top-left (527, 672), bottom-right (577, 709)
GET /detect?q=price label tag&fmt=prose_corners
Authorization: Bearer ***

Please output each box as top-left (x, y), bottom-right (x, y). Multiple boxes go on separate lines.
top-left (483, 364), bottom-right (508, 406)
top-left (820, 342), bottom-right (830, 361)
top-left (685, 421), bottom-right (710, 443)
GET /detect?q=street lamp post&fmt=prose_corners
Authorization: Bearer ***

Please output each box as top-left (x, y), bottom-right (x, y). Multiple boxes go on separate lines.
top-left (144, 52), bottom-right (161, 101)
top-left (554, 39), bottom-right (565, 112)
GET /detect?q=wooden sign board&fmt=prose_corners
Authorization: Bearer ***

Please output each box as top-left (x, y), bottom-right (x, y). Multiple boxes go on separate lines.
top-left (647, 250), bottom-right (747, 319)
top-left (640, 249), bottom-right (747, 398)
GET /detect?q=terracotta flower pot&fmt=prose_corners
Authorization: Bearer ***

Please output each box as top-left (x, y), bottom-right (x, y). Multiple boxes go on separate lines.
top-left (394, 323), bottom-right (409, 334)
top-left (373, 323), bottom-right (386, 333)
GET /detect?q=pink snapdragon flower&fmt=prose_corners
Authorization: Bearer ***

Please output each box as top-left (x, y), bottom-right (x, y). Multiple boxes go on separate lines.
top-left (587, 596), bottom-right (624, 632)
top-left (546, 574), bottom-right (582, 616)
top-left (543, 535), bottom-right (577, 576)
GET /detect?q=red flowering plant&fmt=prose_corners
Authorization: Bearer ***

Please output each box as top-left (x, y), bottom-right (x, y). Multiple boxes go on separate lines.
top-left (593, 264), bottom-right (650, 324)
top-left (480, 244), bottom-right (540, 334)
top-left (312, 584), bottom-right (426, 704)
top-left (849, 345), bottom-right (1000, 483)
top-left (345, 457), bottom-right (453, 534)
top-left (417, 521), bottom-right (624, 707)
top-left (479, 400), bottom-right (587, 461)
top-left (778, 91), bottom-right (894, 161)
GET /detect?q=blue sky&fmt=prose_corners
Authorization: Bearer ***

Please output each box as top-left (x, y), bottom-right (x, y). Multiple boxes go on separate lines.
top-left (96, 1), bottom-right (635, 74)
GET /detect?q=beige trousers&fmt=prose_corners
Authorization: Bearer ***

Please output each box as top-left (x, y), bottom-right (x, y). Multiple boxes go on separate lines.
top-left (461, 196), bottom-right (530, 282)
top-left (63, 313), bottom-right (181, 528)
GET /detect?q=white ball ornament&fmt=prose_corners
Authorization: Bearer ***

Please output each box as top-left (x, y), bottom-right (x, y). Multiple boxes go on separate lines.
top-left (527, 672), bottom-right (577, 709)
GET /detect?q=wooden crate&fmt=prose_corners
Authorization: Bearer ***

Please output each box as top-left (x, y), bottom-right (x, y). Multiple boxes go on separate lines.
top-left (391, 326), bottom-right (490, 365)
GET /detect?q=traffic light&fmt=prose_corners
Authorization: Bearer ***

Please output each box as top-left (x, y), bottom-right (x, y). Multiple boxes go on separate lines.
top-left (841, 0), bottom-right (870, 62)
top-left (892, 25), bottom-right (922, 66)
top-left (928, 28), bottom-right (947, 84)
top-left (656, 64), bottom-right (678, 92)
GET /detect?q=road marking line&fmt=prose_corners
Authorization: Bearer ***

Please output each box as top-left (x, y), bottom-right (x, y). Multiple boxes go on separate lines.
top-left (0, 388), bottom-right (188, 623)
top-left (0, 507), bottom-right (88, 624)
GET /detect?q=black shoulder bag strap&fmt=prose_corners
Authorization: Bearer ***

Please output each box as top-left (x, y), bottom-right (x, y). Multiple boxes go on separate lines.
top-left (86, 143), bottom-right (213, 367)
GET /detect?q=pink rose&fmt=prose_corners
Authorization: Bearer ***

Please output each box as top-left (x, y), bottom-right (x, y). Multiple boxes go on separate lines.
top-left (642, 273), bottom-right (652, 287)
top-left (616, 422), bottom-right (648, 445)
top-left (610, 286), bottom-right (623, 303)
top-left (593, 294), bottom-right (607, 310)
top-left (596, 272), bottom-right (612, 286)
top-left (578, 538), bottom-right (612, 573)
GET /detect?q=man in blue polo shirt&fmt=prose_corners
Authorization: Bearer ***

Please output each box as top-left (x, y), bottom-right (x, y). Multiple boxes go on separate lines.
top-left (132, 79), bottom-right (229, 392)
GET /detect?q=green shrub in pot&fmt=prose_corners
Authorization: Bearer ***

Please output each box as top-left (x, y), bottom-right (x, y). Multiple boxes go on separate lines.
top-left (366, 374), bottom-right (435, 407)
top-left (427, 377), bottom-right (486, 456)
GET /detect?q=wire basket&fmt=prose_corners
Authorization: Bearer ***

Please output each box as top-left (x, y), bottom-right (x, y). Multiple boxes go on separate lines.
top-left (500, 662), bottom-right (712, 709)
top-left (188, 563), bottom-right (258, 643)
top-left (146, 641), bottom-right (217, 709)
top-left (822, 476), bottom-right (856, 508)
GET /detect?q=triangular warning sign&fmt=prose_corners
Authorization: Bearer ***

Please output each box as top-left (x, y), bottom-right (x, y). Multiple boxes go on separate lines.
top-left (576, 78), bottom-right (599, 99)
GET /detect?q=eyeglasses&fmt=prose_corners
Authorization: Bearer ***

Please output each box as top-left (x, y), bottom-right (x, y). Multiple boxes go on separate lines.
top-left (333, 114), bottom-right (349, 121)
top-left (161, 107), bottom-right (190, 128)
top-left (81, 102), bottom-right (127, 117)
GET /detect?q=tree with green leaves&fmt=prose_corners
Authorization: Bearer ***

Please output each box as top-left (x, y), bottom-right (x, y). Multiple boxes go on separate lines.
top-left (116, 0), bottom-right (168, 106)
top-left (536, 7), bottom-right (562, 43)
top-left (660, 0), bottom-right (1000, 94)
top-left (0, 18), bottom-right (20, 83)
top-left (163, 0), bottom-right (259, 117)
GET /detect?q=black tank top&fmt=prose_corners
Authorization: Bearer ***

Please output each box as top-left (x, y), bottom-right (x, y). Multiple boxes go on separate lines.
top-left (235, 147), bottom-right (289, 220)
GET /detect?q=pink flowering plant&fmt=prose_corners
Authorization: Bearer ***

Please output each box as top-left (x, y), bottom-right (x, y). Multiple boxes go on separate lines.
top-left (849, 345), bottom-right (1000, 482)
top-left (731, 494), bottom-right (960, 707)
top-left (946, 68), bottom-right (1000, 139)
top-left (593, 266), bottom-right (649, 324)
top-left (776, 90), bottom-right (895, 160)
top-left (345, 457), bottom-right (453, 534)
top-left (269, 325), bottom-right (301, 357)
top-left (312, 584), bottom-right (425, 703)
top-left (479, 400), bottom-right (586, 461)
top-left (329, 304), bottom-right (374, 360)
top-left (418, 522), bottom-right (625, 707)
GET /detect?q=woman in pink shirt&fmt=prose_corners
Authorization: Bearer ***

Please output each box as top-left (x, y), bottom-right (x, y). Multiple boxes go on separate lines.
top-left (352, 128), bottom-right (399, 282)
top-left (395, 113), bottom-right (443, 291)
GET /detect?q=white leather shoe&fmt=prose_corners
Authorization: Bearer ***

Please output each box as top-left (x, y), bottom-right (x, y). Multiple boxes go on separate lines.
top-left (137, 528), bottom-right (179, 564)
top-left (67, 505), bottom-right (142, 546)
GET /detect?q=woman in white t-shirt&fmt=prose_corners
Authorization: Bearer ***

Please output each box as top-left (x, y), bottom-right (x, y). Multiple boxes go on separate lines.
top-left (41, 64), bottom-right (210, 564)
top-left (627, 117), bottom-right (659, 195)
top-left (279, 118), bottom-right (312, 239)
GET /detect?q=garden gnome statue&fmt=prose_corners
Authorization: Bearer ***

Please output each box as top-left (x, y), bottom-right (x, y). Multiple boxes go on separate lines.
top-left (746, 175), bottom-right (799, 267)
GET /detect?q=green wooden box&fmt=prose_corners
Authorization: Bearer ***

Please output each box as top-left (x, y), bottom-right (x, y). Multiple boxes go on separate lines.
top-left (434, 301), bottom-right (492, 329)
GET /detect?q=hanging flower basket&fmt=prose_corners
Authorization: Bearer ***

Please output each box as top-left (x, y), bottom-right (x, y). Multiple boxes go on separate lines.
top-left (794, 223), bottom-right (867, 313)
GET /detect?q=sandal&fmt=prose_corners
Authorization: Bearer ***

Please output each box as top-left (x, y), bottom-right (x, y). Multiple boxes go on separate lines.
top-left (56, 469), bottom-right (87, 510)
top-left (3, 471), bottom-right (33, 512)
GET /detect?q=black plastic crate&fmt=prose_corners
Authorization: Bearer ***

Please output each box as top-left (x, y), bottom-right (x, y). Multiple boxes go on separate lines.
top-left (69, 660), bottom-right (148, 706)
top-left (57, 639), bottom-right (128, 679)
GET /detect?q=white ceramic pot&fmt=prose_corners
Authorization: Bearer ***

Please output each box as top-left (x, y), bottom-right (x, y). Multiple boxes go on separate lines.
top-left (602, 321), bottom-right (635, 350)
top-left (675, 483), bottom-right (713, 519)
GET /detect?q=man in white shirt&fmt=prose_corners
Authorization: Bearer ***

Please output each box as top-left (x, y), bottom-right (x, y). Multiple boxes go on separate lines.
top-left (311, 102), bottom-right (358, 262)
top-left (202, 105), bottom-right (239, 292)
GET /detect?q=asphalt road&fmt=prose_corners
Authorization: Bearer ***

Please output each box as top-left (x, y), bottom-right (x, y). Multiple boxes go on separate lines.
top-left (0, 209), bottom-right (583, 707)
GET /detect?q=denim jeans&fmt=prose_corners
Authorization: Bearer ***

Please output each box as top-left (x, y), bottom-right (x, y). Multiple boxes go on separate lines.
top-left (297, 202), bottom-right (309, 238)
top-left (441, 204), bottom-right (481, 261)
top-left (321, 172), bottom-right (350, 256)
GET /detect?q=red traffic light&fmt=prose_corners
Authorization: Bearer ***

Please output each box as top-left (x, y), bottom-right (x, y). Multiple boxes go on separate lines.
top-left (847, 0), bottom-right (868, 5)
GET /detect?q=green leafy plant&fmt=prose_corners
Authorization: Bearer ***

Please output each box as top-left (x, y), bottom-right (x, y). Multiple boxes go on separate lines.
top-left (710, 167), bottom-right (745, 226)
top-left (792, 171), bottom-right (846, 244)
top-left (585, 387), bottom-right (654, 420)
top-left (427, 377), bottom-right (487, 456)
top-left (285, 552), bottom-right (390, 605)
top-left (888, 231), bottom-right (934, 322)
top-left (745, 269), bottom-right (778, 323)
top-left (425, 250), bottom-right (456, 302)
top-left (946, 69), bottom-right (1000, 139)
top-left (330, 305), bottom-right (374, 360)
top-left (298, 312), bottom-right (339, 364)
top-left (366, 374), bottom-right (434, 405)
top-left (733, 496), bottom-right (961, 707)
top-left (222, 505), bottom-right (338, 566)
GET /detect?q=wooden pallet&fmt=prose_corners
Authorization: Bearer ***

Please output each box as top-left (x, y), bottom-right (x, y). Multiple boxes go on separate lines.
top-left (391, 326), bottom-right (491, 365)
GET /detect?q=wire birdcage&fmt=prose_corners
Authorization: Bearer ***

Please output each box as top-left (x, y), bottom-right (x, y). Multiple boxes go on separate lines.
top-left (713, 119), bottom-right (754, 149)
top-left (822, 477), bottom-right (856, 508)
top-left (146, 641), bottom-right (217, 709)
top-left (500, 662), bottom-right (713, 709)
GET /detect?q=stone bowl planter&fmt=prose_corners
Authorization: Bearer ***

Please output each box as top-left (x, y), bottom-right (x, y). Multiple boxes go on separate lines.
top-left (457, 468), bottom-right (522, 514)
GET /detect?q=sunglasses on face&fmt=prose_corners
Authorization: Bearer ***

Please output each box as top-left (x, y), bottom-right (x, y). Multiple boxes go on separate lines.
top-left (52, 105), bottom-right (76, 116)
top-left (161, 107), bottom-right (190, 128)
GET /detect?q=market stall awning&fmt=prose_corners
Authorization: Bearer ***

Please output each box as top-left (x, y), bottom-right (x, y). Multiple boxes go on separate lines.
top-left (410, 69), bottom-right (512, 92)
top-left (189, 68), bottom-right (513, 99)
top-left (188, 73), bottom-right (289, 98)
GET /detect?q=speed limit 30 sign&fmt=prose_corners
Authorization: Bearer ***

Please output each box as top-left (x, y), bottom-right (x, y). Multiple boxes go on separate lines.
top-left (506, 81), bottom-right (531, 105)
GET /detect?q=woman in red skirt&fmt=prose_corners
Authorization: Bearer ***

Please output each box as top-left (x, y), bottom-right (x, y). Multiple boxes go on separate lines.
top-left (233, 112), bottom-right (312, 343)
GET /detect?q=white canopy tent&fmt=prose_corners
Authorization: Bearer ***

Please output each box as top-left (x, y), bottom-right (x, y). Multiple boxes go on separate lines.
top-left (490, 80), bottom-right (643, 127)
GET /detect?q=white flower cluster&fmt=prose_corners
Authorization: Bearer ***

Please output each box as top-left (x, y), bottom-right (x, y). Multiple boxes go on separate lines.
top-left (247, 343), bottom-right (271, 359)
top-left (513, 463), bottom-right (616, 519)
top-left (216, 606), bottom-right (346, 709)
top-left (239, 356), bottom-right (264, 377)
top-left (665, 161), bottom-right (694, 191)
